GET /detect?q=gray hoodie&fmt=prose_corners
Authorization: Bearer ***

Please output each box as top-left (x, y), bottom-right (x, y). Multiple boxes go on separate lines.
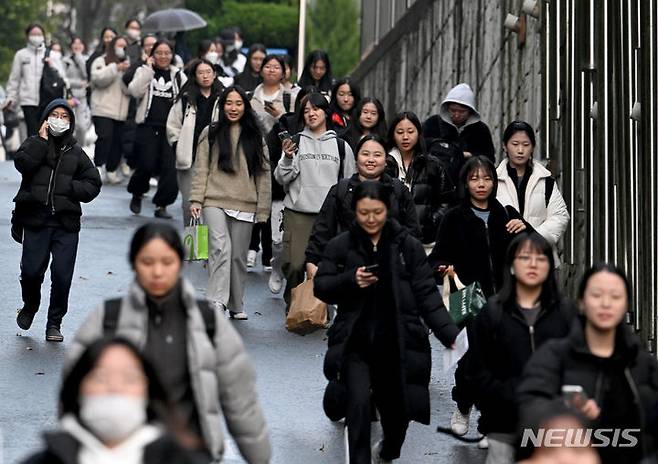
top-left (274, 128), bottom-right (355, 213)
top-left (439, 83), bottom-right (482, 133)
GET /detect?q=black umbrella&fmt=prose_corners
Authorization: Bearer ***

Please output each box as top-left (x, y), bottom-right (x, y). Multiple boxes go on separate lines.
top-left (142, 8), bottom-right (207, 33)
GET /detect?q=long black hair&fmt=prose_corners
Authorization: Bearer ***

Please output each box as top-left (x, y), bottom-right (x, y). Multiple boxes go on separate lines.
top-left (351, 180), bottom-right (392, 211)
top-left (209, 85), bottom-right (265, 176)
top-left (458, 155), bottom-right (498, 201)
top-left (495, 232), bottom-right (560, 310)
top-left (296, 92), bottom-right (331, 130)
top-left (177, 59), bottom-right (221, 105)
top-left (387, 111), bottom-right (426, 156)
top-left (298, 50), bottom-right (333, 92)
top-left (346, 97), bottom-right (387, 142)
top-left (95, 27), bottom-right (117, 53)
top-left (329, 77), bottom-right (361, 116)
top-left (246, 43), bottom-right (267, 73)
top-left (577, 262), bottom-right (632, 306)
top-left (129, 223), bottom-right (184, 267)
top-left (59, 337), bottom-right (168, 421)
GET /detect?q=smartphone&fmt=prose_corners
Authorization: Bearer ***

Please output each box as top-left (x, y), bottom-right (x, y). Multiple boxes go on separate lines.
top-left (278, 130), bottom-right (292, 142)
top-left (562, 385), bottom-right (588, 408)
top-left (264, 100), bottom-right (275, 109)
top-left (363, 264), bottom-right (380, 274)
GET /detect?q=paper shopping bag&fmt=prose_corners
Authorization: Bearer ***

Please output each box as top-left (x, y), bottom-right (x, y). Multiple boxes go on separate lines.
top-left (442, 273), bottom-right (486, 328)
top-left (183, 219), bottom-right (209, 261)
top-left (286, 279), bottom-right (328, 335)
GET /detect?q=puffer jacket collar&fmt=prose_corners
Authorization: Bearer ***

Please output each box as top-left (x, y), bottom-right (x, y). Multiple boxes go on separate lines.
top-left (567, 315), bottom-right (640, 365)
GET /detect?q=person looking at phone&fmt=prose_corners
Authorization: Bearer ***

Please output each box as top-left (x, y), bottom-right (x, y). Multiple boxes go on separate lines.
top-left (315, 181), bottom-right (458, 463)
top-left (518, 263), bottom-right (658, 464)
top-left (90, 35), bottom-right (132, 184)
top-left (251, 54), bottom-right (296, 135)
top-left (466, 232), bottom-right (577, 462)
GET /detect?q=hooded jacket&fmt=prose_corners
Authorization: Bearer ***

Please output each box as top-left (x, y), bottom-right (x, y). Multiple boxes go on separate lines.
top-left (274, 128), bottom-right (355, 214)
top-left (468, 295), bottom-right (577, 434)
top-left (67, 278), bottom-right (271, 464)
top-left (12, 99), bottom-right (101, 232)
top-left (518, 317), bottom-right (658, 463)
top-left (315, 220), bottom-right (459, 424)
top-left (422, 83), bottom-right (495, 163)
top-left (305, 173), bottom-right (421, 265)
top-left (6, 42), bottom-right (47, 107)
top-left (90, 56), bottom-right (131, 121)
top-left (496, 158), bottom-right (570, 266)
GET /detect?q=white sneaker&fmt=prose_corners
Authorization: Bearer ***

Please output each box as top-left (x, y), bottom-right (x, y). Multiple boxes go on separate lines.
top-left (247, 250), bottom-right (257, 267)
top-left (477, 436), bottom-right (488, 449)
top-left (268, 270), bottom-right (283, 294)
top-left (371, 440), bottom-right (392, 463)
top-left (105, 170), bottom-right (122, 184)
top-left (120, 162), bottom-right (133, 177)
top-left (230, 311), bottom-right (248, 320)
top-left (263, 265), bottom-right (273, 272)
top-left (450, 406), bottom-right (471, 436)
top-left (149, 177), bottom-right (158, 187)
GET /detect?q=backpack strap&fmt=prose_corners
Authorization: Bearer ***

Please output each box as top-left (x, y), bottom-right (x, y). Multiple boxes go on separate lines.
top-left (337, 137), bottom-right (346, 180)
top-left (197, 299), bottom-right (216, 347)
top-left (282, 91), bottom-right (291, 113)
top-left (102, 298), bottom-right (122, 335)
top-left (544, 177), bottom-right (555, 207)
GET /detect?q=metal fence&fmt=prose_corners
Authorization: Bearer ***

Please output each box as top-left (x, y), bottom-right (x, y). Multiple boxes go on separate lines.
top-left (355, 0), bottom-right (658, 352)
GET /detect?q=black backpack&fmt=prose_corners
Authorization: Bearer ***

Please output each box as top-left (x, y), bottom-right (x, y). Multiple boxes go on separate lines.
top-left (291, 133), bottom-right (347, 181)
top-left (427, 138), bottom-right (465, 187)
top-left (102, 298), bottom-right (216, 346)
top-left (39, 49), bottom-right (67, 110)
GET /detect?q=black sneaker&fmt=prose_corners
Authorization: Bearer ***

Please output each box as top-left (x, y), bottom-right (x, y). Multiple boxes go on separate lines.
top-left (129, 195), bottom-right (142, 215)
top-left (154, 206), bottom-right (172, 219)
top-left (45, 326), bottom-right (64, 342)
top-left (16, 307), bottom-right (36, 330)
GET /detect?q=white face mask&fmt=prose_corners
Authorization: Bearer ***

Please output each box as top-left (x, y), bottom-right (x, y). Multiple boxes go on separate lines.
top-left (49, 50), bottom-right (62, 61)
top-left (80, 395), bottom-right (147, 443)
top-left (234, 40), bottom-right (243, 51)
top-left (29, 35), bottom-right (44, 47)
top-left (114, 47), bottom-right (126, 59)
top-left (204, 51), bottom-right (219, 65)
top-left (47, 116), bottom-right (70, 136)
top-left (126, 28), bottom-right (141, 41)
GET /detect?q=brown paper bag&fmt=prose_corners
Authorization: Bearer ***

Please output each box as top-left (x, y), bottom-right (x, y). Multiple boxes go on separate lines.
top-left (286, 279), bottom-right (328, 335)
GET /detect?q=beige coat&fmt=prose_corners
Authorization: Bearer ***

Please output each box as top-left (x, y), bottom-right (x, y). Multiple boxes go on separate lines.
top-left (66, 279), bottom-right (271, 464)
top-left (89, 56), bottom-right (131, 121)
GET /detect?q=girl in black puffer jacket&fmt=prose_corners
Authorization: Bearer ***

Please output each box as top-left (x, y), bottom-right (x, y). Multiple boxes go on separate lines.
top-left (315, 181), bottom-right (458, 464)
top-left (12, 98), bottom-right (101, 342)
top-left (386, 111), bottom-right (455, 248)
top-left (467, 232), bottom-right (577, 461)
top-left (518, 263), bottom-right (658, 464)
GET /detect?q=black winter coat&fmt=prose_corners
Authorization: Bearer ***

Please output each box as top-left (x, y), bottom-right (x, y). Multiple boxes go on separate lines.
top-left (22, 430), bottom-right (207, 464)
top-left (422, 114), bottom-right (496, 164)
top-left (315, 220), bottom-right (459, 424)
top-left (428, 200), bottom-right (526, 297)
top-left (265, 112), bottom-right (299, 202)
top-left (385, 153), bottom-right (456, 244)
top-left (517, 317), bottom-right (658, 463)
top-left (305, 173), bottom-right (422, 265)
top-left (468, 295), bottom-right (577, 434)
top-left (13, 136), bottom-right (101, 232)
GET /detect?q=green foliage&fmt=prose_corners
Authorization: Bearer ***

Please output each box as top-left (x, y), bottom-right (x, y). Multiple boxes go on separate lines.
top-left (187, 1), bottom-right (298, 52)
top-left (307, 0), bottom-right (360, 78)
top-left (0, 0), bottom-right (52, 84)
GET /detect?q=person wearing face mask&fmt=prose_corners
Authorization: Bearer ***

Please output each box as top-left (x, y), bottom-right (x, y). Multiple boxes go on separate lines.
top-left (315, 181), bottom-right (459, 463)
top-left (305, 135), bottom-right (420, 274)
top-left (518, 263), bottom-right (658, 464)
top-left (12, 99), bottom-right (101, 342)
top-left (63, 37), bottom-right (91, 145)
top-left (4, 23), bottom-right (48, 137)
top-left (90, 36), bottom-right (132, 184)
top-left (496, 121), bottom-right (570, 268)
top-left (46, 41), bottom-right (67, 81)
top-left (23, 337), bottom-right (207, 464)
top-left (124, 18), bottom-right (142, 63)
top-left (68, 223), bottom-right (272, 463)
top-left (217, 28), bottom-right (247, 78)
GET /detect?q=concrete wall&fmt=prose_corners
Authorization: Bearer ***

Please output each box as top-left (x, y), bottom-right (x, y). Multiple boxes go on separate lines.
top-left (354, 0), bottom-right (545, 161)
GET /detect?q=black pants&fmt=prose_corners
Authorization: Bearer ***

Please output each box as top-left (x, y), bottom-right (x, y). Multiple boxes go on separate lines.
top-left (344, 351), bottom-right (408, 463)
top-left (22, 105), bottom-right (41, 137)
top-left (452, 319), bottom-right (477, 414)
top-left (20, 226), bottom-right (79, 328)
top-left (92, 116), bottom-right (124, 171)
top-left (127, 124), bottom-right (178, 207)
top-left (248, 220), bottom-right (272, 265)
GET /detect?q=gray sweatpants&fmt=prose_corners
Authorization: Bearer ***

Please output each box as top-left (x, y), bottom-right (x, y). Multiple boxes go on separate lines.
top-left (203, 207), bottom-right (254, 312)
top-left (177, 168), bottom-right (193, 227)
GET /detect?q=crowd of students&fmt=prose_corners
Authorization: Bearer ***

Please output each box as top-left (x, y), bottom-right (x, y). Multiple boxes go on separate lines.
top-left (5, 18), bottom-right (658, 464)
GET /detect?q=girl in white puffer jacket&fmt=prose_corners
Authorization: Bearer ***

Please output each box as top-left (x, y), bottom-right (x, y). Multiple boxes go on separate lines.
top-left (496, 121), bottom-right (570, 266)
